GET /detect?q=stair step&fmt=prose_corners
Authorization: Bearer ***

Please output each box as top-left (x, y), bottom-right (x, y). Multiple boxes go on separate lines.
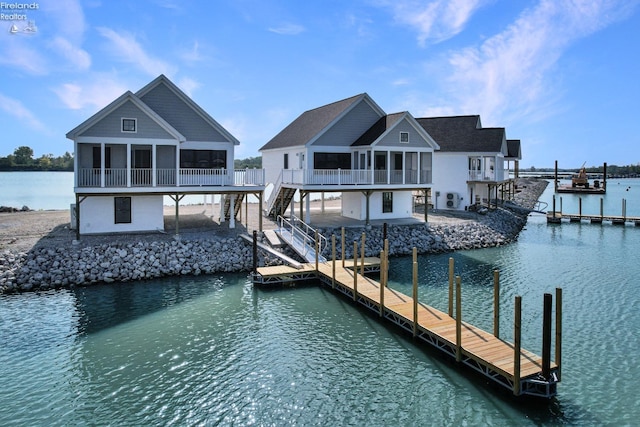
top-left (264, 229), bottom-right (284, 247)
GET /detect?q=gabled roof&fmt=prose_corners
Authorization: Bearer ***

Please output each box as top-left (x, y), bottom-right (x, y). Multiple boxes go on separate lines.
top-left (352, 112), bottom-right (440, 149)
top-left (136, 75), bottom-right (240, 145)
top-left (66, 75), bottom-right (239, 145)
top-left (65, 90), bottom-right (185, 141)
top-left (416, 115), bottom-right (506, 154)
top-left (506, 139), bottom-right (522, 160)
top-left (259, 93), bottom-right (385, 151)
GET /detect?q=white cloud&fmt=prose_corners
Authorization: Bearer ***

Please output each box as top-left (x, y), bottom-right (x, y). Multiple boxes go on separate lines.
top-left (0, 93), bottom-right (48, 132)
top-left (425, 0), bottom-right (638, 124)
top-left (49, 37), bottom-right (91, 70)
top-left (383, 0), bottom-right (488, 45)
top-left (53, 76), bottom-right (127, 111)
top-left (97, 27), bottom-right (176, 77)
top-left (180, 40), bottom-right (204, 64)
top-left (0, 40), bottom-right (48, 75)
top-left (177, 77), bottom-right (200, 98)
top-left (268, 23), bottom-right (306, 35)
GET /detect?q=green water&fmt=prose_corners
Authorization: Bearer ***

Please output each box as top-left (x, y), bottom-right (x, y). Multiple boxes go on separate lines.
top-left (1, 181), bottom-right (640, 425)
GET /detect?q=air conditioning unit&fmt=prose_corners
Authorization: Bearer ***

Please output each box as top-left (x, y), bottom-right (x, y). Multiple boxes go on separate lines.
top-left (446, 192), bottom-right (459, 209)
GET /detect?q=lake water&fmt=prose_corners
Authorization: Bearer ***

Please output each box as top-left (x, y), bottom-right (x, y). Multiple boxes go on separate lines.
top-left (1, 176), bottom-right (639, 425)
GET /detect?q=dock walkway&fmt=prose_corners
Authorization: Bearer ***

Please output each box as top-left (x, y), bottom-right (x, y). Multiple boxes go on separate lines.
top-left (255, 260), bottom-right (559, 398)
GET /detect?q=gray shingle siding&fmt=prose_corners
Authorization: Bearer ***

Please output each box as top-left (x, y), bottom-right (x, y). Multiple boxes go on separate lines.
top-left (79, 101), bottom-right (174, 139)
top-left (140, 84), bottom-right (228, 142)
top-left (313, 100), bottom-right (382, 146)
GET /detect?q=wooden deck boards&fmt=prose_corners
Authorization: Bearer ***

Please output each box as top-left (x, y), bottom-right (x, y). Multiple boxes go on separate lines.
top-left (311, 260), bottom-right (549, 382)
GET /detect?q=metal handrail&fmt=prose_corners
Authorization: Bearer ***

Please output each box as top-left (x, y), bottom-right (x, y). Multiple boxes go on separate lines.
top-left (277, 214), bottom-right (327, 259)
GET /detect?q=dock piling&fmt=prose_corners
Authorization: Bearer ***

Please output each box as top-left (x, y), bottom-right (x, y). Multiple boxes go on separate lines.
top-left (353, 241), bottom-right (358, 302)
top-left (331, 234), bottom-right (336, 288)
top-left (455, 275), bottom-right (462, 362)
top-left (448, 257), bottom-right (454, 317)
top-left (413, 247), bottom-right (418, 337)
top-left (542, 293), bottom-right (552, 380)
top-left (360, 232), bottom-right (366, 277)
top-left (341, 227), bottom-right (345, 268)
top-left (379, 250), bottom-right (385, 317)
top-left (493, 270), bottom-right (500, 338)
top-left (556, 287), bottom-right (563, 381)
top-left (252, 230), bottom-right (258, 274)
top-left (514, 295), bottom-right (522, 396)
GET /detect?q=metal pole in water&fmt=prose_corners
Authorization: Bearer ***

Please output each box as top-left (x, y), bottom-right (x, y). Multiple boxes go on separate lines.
top-left (600, 197), bottom-right (604, 220)
top-left (579, 197), bottom-right (582, 219)
top-left (493, 270), bottom-right (500, 338)
top-left (514, 296), bottom-right (522, 396)
top-left (542, 293), bottom-right (552, 379)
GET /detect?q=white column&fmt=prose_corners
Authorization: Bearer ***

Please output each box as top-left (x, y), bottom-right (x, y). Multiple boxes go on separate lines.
top-left (305, 194), bottom-right (310, 223)
top-left (219, 195), bottom-right (226, 223)
top-left (74, 141), bottom-right (78, 187)
top-left (175, 144), bottom-right (180, 187)
top-left (210, 194), bottom-right (215, 218)
top-left (229, 195), bottom-right (235, 229)
top-left (126, 143), bottom-right (131, 187)
top-left (418, 151), bottom-right (422, 184)
top-left (402, 150), bottom-right (406, 185)
top-left (100, 142), bottom-right (105, 188)
top-left (321, 191), bottom-right (325, 213)
top-left (386, 150), bottom-right (391, 184)
top-left (152, 144), bottom-right (157, 187)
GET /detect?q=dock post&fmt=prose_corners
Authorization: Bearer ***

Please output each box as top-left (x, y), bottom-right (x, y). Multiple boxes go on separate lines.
top-left (579, 197), bottom-right (582, 220)
top-left (383, 222), bottom-right (387, 243)
top-left (600, 198), bottom-right (604, 220)
top-left (361, 232), bottom-right (366, 277)
top-left (341, 227), bottom-right (345, 268)
top-left (554, 160), bottom-right (558, 192)
top-left (384, 239), bottom-right (389, 283)
top-left (493, 270), bottom-right (500, 338)
top-left (353, 241), bottom-right (358, 302)
top-left (556, 287), bottom-right (563, 381)
top-left (381, 247), bottom-right (387, 288)
top-left (623, 198), bottom-right (627, 222)
top-left (379, 250), bottom-right (385, 318)
top-left (560, 197), bottom-right (563, 214)
top-left (413, 247), bottom-right (418, 338)
top-left (252, 230), bottom-right (258, 274)
top-left (603, 162), bottom-right (607, 191)
top-left (514, 296), bottom-right (522, 396)
top-left (314, 230), bottom-right (319, 271)
top-left (448, 257), bottom-right (454, 317)
top-left (455, 276), bottom-right (462, 362)
top-left (331, 235), bottom-right (336, 289)
top-left (542, 293), bottom-right (552, 380)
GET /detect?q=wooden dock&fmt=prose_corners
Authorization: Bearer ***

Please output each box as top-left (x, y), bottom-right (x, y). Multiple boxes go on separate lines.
top-left (254, 254), bottom-right (560, 398)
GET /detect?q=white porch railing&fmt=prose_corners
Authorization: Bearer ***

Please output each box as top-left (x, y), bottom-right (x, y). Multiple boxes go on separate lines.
top-left (77, 168), bottom-right (265, 187)
top-left (279, 168), bottom-right (431, 186)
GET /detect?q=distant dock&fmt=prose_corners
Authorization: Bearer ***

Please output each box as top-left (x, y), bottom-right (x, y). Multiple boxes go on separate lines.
top-left (547, 196), bottom-right (639, 226)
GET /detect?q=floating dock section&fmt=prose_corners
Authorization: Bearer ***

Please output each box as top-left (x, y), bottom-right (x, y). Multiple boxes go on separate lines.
top-left (251, 233), bottom-right (561, 399)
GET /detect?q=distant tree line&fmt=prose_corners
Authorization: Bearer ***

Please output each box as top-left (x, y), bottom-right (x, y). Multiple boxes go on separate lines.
top-left (0, 146), bottom-right (73, 171)
top-left (234, 156), bottom-right (261, 169)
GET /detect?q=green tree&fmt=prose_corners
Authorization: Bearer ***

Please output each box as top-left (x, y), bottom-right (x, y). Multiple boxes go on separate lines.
top-left (13, 146), bottom-right (34, 165)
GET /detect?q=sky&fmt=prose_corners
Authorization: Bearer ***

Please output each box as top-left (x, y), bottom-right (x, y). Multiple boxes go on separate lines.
top-left (1, 0), bottom-right (639, 169)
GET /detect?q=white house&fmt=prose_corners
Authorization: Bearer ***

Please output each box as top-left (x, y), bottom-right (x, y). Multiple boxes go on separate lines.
top-left (66, 75), bottom-right (264, 236)
top-left (260, 93), bottom-right (439, 225)
top-left (416, 115), bottom-right (520, 211)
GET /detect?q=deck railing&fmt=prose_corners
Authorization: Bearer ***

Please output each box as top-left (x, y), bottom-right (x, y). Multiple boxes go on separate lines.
top-left (77, 168), bottom-right (265, 188)
top-left (280, 168), bottom-right (432, 186)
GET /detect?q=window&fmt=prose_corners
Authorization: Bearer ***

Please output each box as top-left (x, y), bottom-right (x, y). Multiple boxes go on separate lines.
top-left (114, 197), bottom-right (131, 224)
top-left (284, 153), bottom-right (289, 169)
top-left (313, 152), bottom-right (351, 169)
top-left (382, 192), bottom-right (393, 213)
top-left (400, 132), bottom-right (409, 143)
top-left (122, 118), bottom-right (137, 133)
top-left (180, 150), bottom-right (227, 169)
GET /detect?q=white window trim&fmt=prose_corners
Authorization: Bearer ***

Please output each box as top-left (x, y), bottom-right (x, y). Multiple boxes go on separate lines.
top-left (121, 118), bottom-right (137, 133)
top-left (400, 131), bottom-right (409, 143)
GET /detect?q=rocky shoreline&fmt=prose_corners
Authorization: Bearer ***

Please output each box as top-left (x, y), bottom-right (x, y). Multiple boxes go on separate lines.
top-left (0, 179), bottom-right (548, 294)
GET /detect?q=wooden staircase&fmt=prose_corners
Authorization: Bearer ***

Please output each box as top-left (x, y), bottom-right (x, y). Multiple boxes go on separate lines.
top-left (267, 186), bottom-right (296, 218)
top-left (223, 193), bottom-right (245, 220)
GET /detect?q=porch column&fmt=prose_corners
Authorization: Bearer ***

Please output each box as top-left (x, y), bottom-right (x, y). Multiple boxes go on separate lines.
top-left (321, 192), bottom-right (325, 213)
top-left (229, 195), bottom-right (236, 229)
top-left (305, 193), bottom-right (311, 223)
top-left (126, 143), bottom-right (131, 187)
top-left (210, 194), bottom-right (215, 218)
top-left (74, 142), bottom-right (79, 188)
top-left (175, 145), bottom-right (180, 187)
top-left (424, 189), bottom-right (429, 222)
top-left (258, 191), bottom-right (263, 232)
top-left (299, 191), bottom-right (304, 220)
top-left (363, 190), bottom-right (372, 229)
top-left (387, 150), bottom-right (391, 184)
top-left (417, 151), bottom-right (422, 184)
top-left (100, 142), bottom-right (105, 188)
top-left (152, 144), bottom-right (157, 187)
top-left (402, 150), bottom-right (406, 185)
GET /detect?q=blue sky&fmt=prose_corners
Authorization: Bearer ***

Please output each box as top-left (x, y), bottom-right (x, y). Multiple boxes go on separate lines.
top-left (1, 0), bottom-right (639, 169)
